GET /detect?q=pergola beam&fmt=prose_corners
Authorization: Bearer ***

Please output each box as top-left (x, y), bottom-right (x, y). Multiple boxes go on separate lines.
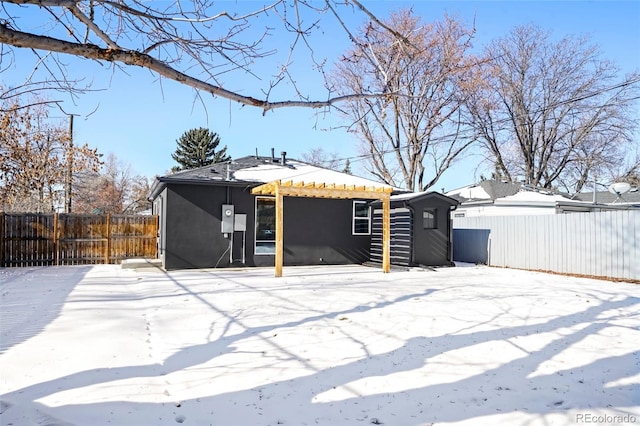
top-left (251, 180), bottom-right (393, 277)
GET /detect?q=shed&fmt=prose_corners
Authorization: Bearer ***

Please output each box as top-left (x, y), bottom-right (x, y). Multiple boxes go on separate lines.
top-left (370, 192), bottom-right (459, 267)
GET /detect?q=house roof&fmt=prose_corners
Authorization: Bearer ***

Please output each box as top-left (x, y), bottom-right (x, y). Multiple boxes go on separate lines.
top-left (570, 190), bottom-right (640, 204)
top-left (445, 179), bottom-right (640, 214)
top-left (149, 155), bottom-right (398, 200)
top-left (494, 191), bottom-right (578, 206)
top-left (446, 180), bottom-right (523, 203)
top-left (369, 190), bottom-right (458, 207)
top-left (393, 191), bottom-right (458, 205)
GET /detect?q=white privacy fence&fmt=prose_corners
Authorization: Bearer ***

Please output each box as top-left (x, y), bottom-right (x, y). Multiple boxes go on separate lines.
top-left (452, 210), bottom-right (640, 281)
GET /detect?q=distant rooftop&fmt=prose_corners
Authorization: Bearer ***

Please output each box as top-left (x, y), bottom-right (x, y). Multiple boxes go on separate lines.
top-left (446, 179), bottom-right (640, 206)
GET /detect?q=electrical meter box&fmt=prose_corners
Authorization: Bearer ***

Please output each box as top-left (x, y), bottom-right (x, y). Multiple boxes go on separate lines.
top-left (221, 205), bottom-right (234, 233)
top-left (234, 214), bottom-right (247, 232)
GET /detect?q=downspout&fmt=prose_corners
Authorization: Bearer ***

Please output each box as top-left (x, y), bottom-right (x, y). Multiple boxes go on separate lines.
top-left (449, 204), bottom-right (458, 266)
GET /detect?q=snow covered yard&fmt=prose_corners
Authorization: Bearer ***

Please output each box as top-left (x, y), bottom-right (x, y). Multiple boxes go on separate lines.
top-left (1, 263), bottom-right (639, 426)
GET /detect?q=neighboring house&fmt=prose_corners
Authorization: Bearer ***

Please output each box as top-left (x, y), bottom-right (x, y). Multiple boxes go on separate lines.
top-left (149, 153), bottom-right (395, 270)
top-left (570, 189), bottom-right (640, 206)
top-left (449, 180), bottom-right (640, 269)
top-left (446, 180), bottom-right (640, 217)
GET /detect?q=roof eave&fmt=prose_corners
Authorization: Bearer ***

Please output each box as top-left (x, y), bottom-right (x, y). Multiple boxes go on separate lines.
top-left (148, 177), bottom-right (261, 200)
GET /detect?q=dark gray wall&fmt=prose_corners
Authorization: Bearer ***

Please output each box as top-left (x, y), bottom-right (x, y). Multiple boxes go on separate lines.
top-left (163, 184), bottom-right (256, 269)
top-left (283, 197), bottom-right (371, 266)
top-left (409, 197), bottom-right (454, 266)
top-left (160, 183), bottom-right (371, 269)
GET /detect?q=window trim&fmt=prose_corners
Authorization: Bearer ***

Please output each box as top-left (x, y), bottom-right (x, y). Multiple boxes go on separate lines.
top-left (254, 196), bottom-right (276, 255)
top-left (352, 200), bottom-right (371, 235)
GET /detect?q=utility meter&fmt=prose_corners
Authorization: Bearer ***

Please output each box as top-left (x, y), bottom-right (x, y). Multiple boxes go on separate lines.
top-left (221, 204), bottom-right (234, 233)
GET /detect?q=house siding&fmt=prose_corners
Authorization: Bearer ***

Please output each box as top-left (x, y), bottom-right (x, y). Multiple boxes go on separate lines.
top-left (163, 184), bottom-right (247, 269)
top-left (371, 207), bottom-right (412, 266)
top-left (159, 183), bottom-right (371, 269)
top-left (282, 197), bottom-right (371, 266)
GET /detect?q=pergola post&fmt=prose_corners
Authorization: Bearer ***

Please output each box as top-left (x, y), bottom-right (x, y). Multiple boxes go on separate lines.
top-left (382, 196), bottom-right (391, 273)
top-left (275, 186), bottom-right (284, 277)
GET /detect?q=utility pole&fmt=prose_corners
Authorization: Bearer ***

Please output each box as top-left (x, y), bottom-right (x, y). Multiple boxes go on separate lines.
top-left (66, 114), bottom-right (75, 213)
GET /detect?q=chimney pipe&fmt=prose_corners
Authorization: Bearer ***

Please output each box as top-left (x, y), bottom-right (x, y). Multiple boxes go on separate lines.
top-left (271, 148), bottom-right (275, 162)
top-left (281, 151), bottom-right (287, 165)
top-left (226, 162), bottom-right (234, 181)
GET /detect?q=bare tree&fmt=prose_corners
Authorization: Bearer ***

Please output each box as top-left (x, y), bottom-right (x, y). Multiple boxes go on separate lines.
top-left (74, 153), bottom-right (150, 214)
top-left (0, 93), bottom-right (102, 212)
top-left (0, 0), bottom-right (405, 112)
top-left (125, 175), bottom-right (152, 214)
top-left (300, 147), bottom-right (343, 171)
top-left (465, 24), bottom-right (640, 193)
top-left (330, 10), bottom-right (477, 191)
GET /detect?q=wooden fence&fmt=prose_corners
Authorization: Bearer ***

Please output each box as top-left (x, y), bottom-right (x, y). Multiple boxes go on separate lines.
top-left (0, 212), bottom-right (158, 267)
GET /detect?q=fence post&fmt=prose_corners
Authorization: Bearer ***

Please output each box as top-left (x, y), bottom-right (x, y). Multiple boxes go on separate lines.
top-left (0, 212), bottom-right (4, 268)
top-left (53, 212), bottom-right (59, 266)
top-left (105, 213), bottom-right (111, 264)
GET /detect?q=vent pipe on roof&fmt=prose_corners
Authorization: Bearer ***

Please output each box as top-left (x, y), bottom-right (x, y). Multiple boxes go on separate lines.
top-left (226, 162), bottom-right (234, 181)
top-left (281, 151), bottom-right (287, 165)
top-left (271, 148), bottom-right (275, 162)
top-left (255, 148), bottom-right (259, 159)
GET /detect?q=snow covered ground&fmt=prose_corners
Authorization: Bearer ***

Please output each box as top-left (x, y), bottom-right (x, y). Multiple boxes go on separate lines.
top-left (1, 263), bottom-right (639, 426)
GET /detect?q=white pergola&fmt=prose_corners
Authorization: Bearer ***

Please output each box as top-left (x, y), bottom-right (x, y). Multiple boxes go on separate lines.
top-left (251, 180), bottom-right (393, 277)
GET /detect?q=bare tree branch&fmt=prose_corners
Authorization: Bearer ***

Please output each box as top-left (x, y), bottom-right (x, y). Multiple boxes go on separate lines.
top-left (0, 0), bottom-right (406, 112)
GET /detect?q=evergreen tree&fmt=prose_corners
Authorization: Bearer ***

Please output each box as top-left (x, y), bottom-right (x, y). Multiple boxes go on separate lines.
top-left (342, 159), bottom-right (352, 175)
top-left (171, 128), bottom-right (230, 171)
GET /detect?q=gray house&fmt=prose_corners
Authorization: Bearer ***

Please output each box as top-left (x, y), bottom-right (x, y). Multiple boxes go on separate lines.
top-left (148, 154), bottom-right (396, 270)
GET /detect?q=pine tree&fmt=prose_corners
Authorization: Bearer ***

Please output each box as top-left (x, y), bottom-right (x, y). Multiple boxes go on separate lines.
top-left (342, 159), bottom-right (352, 175)
top-left (171, 128), bottom-right (230, 171)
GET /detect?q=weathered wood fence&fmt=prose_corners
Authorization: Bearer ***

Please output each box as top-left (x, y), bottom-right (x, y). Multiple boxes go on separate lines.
top-left (0, 212), bottom-right (158, 267)
top-left (452, 210), bottom-right (640, 281)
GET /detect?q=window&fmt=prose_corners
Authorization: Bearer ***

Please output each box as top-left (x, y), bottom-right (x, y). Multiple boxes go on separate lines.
top-left (423, 209), bottom-right (437, 229)
top-left (352, 201), bottom-right (371, 235)
top-left (255, 197), bottom-right (276, 254)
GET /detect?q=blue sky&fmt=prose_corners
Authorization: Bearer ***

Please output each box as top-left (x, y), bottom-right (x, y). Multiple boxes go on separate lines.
top-left (2, 1), bottom-right (639, 191)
